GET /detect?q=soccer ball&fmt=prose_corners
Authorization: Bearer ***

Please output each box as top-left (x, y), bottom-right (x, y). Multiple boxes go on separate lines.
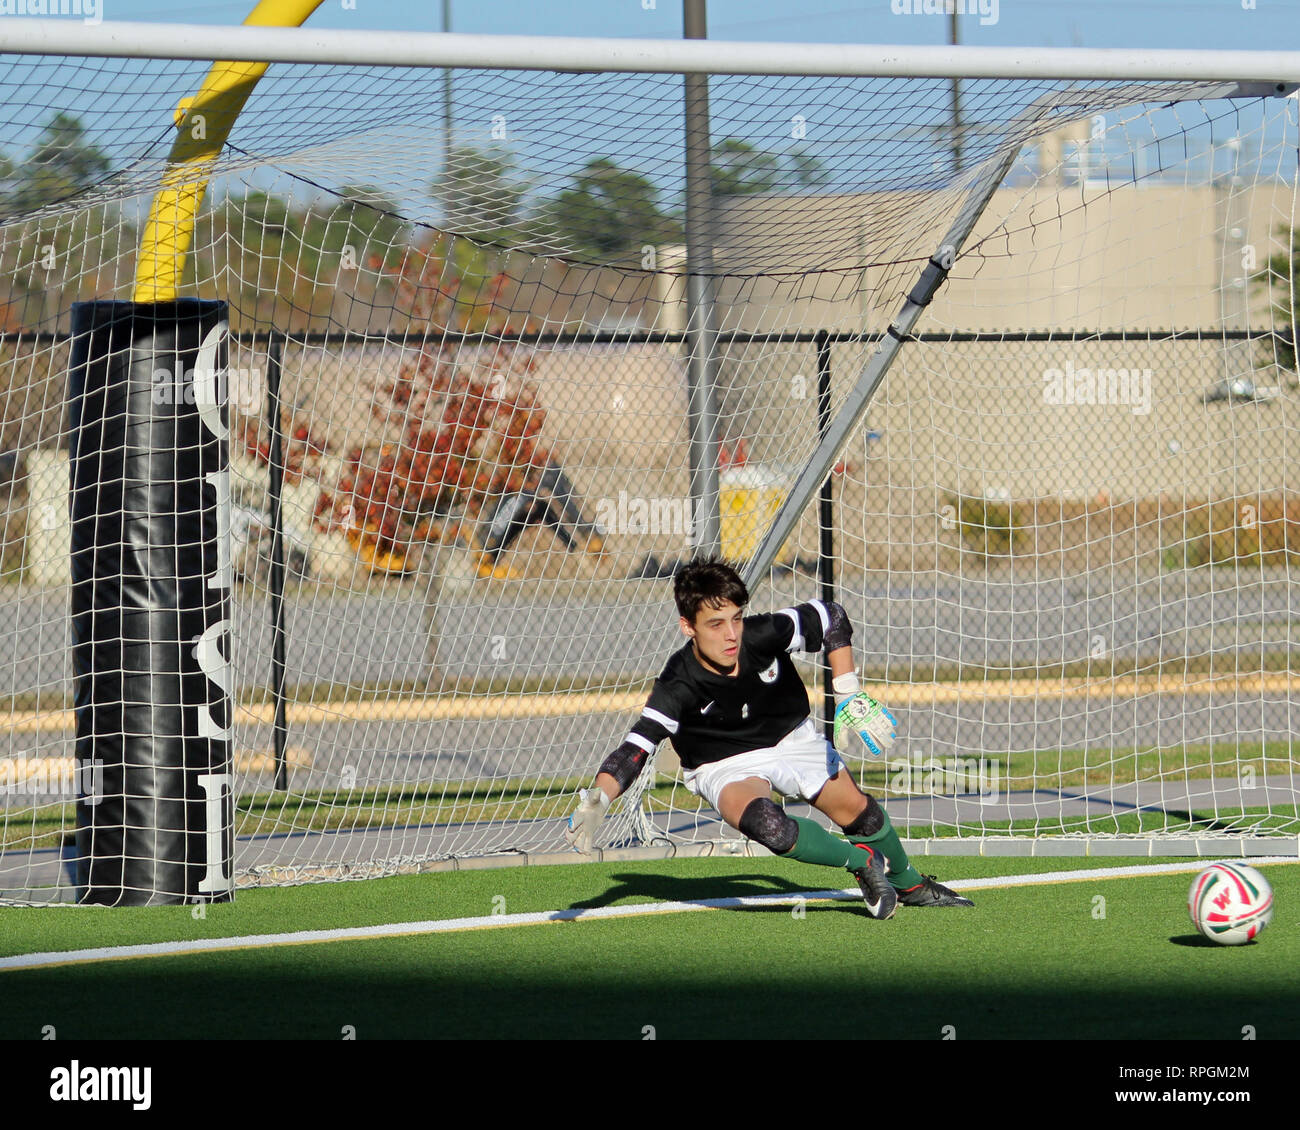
top-left (1187, 862), bottom-right (1274, 946)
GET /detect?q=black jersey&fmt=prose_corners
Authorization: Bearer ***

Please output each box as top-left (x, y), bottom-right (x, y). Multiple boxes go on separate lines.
top-left (620, 601), bottom-right (831, 770)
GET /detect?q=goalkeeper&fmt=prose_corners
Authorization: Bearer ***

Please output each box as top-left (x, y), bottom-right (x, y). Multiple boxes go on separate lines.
top-left (565, 558), bottom-right (971, 916)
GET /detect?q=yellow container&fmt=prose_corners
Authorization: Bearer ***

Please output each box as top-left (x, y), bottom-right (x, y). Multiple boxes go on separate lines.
top-left (719, 467), bottom-right (788, 561)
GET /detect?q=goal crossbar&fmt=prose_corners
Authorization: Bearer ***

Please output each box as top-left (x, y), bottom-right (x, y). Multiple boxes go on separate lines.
top-left (0, 22), bottom-right (1299, 82)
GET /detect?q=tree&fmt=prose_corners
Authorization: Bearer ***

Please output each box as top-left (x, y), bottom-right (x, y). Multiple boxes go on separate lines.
top-left (423, 147), bottom-right (539, 322)
top-left (298, 184), bottom-right (410, 278)
top-left (183, 185), bottom-right (414, 333)
top-left (540, 158), bottom-right (681, 262)
top-left (2, 112), bottom-right (113, 217)
top-left (187, 191), bottom-right (311, 331)
top-left (1258, 225), bottom-right (1298, 374)
top-left (0, 113), bottom-right (125, 329)
top-left (247, 213), bottom-right (556, 573)
top-left (314, 344), bottom-right (552, 572)
top-left (709, 138), bottom-right (828, 197)
top-left (430, 146), bottom-right (529, 245)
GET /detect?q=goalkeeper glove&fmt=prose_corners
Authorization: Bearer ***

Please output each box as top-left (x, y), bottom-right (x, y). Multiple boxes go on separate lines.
top-left (833, 691), bottom-right (898, 758)
top-left (563, 786), bottom-right (611, 853)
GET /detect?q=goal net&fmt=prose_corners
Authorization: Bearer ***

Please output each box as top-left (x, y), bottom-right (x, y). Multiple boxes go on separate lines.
top-left (1, 26), bottom-right (1297, 902)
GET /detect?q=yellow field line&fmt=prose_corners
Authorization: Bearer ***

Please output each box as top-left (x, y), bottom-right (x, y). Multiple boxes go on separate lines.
top-left (0, 749), bottom-right (313, 785)
top-left (6, 673), bottom-right (1297, 735)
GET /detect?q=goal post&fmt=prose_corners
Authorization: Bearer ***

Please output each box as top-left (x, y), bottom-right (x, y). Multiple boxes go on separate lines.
top-left (68, 298), bottom-right (235, 906)
top-left (134, 0), bottom-right (329, 304)
top-left (1, 24), bottom-right (1299, 903)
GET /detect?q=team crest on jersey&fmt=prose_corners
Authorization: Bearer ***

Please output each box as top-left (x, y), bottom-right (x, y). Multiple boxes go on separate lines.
top-left (759, 659), bottom-right (779, 684)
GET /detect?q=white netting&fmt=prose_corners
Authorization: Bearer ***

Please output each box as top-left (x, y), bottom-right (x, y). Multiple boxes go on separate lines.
top-left (1, 46), bottom-right (1297, 900)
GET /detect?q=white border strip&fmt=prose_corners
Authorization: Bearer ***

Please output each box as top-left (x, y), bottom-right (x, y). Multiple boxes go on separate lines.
top-left (3, 859), bottom-right (1293, 973)
top-left (0, 24), bottom-right (1296, 82)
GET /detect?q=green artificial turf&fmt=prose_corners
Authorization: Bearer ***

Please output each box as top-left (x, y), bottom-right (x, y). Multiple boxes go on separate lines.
top-left (1, 856), bottom-right (1295, 1040)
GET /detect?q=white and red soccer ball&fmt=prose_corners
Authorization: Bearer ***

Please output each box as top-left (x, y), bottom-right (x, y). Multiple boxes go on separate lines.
top-left (1188, 862), bottom-right (1274, 946)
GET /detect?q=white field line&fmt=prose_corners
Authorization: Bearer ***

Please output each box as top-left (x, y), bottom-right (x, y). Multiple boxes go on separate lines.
top-left (2, 858), bottom-right (1295, 974)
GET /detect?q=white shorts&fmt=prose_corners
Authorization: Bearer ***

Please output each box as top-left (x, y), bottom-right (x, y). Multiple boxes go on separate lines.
top-left (681, 719), bottom-right (845, 812)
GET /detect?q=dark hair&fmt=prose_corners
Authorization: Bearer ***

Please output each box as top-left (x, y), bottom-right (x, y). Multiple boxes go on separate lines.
top-left (674, 557), bottom-right (748, 622)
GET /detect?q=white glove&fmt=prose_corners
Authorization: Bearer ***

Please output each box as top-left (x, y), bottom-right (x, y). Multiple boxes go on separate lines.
top-left (563, 787), bottom-right (611, 853)
top-left (833, 692), bottom-right (898, 758)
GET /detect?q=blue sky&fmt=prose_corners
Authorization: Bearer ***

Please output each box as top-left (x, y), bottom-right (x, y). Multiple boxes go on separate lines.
top-left (3, 1), bottom-right (1296, 222)
top-left (73, 0), bottom-right (1300, 51)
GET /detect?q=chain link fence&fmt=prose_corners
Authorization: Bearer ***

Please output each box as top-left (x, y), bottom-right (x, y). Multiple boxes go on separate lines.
top-left (1, 327), bottom-right (1294, 706)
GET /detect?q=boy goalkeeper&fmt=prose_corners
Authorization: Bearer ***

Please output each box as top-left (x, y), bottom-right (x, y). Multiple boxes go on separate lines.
top-left (564, 558), bottom-right (972, 917)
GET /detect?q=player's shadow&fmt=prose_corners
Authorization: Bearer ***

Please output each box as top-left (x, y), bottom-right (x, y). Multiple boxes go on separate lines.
top-left (568, 870), bottom-right (861, 914)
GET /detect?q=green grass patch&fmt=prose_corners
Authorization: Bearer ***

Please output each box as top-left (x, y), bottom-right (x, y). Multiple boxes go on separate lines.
top-left (0, 778), bottom-right (689, 852)
top-left (4, 742), bottom-right (1295, 853)
top-left (0, 856), bottom-right (1296, 1040)
top-left (890, 807), bottom-right (1299, 839)
top-left (234, 778), bottom-right (690, 838)
top-left (850, 742), bottom-right (1296, 794)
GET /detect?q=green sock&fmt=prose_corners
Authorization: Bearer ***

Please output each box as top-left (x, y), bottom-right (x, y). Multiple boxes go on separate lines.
top-left (848, 809), bottom-right (924, 890)
top-left (781, 816), bottom-right (858, 870)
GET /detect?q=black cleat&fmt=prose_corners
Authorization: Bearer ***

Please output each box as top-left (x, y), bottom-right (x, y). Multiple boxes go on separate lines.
top-left (897, 875), bottom-right (974, 908)
top-left (849, 844), bottom-right (898, 920)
